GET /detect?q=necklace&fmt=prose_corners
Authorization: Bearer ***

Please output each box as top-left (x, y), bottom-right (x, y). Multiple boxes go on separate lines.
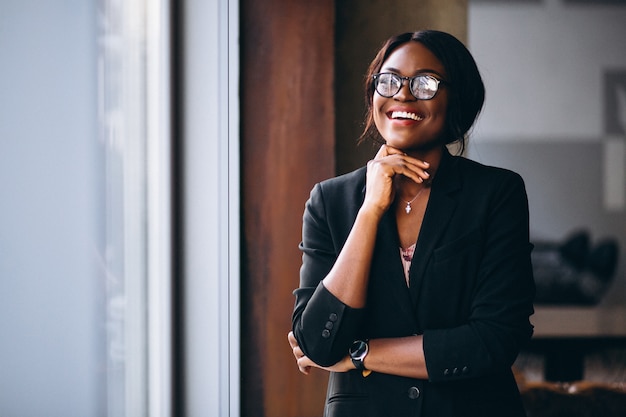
top-left (403, 187), bottom-right (425, 214)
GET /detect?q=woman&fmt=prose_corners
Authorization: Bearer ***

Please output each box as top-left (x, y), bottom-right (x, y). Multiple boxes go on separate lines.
top-left (289, 30), bottom-right (535, 417)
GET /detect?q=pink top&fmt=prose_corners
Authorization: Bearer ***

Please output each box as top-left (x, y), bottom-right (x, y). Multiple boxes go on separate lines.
top-left (399, 244), bottom-right (415, 287)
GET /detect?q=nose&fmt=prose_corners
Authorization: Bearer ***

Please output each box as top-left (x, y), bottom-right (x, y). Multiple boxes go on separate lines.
top-left (395, 78), bottom-right (416, 101)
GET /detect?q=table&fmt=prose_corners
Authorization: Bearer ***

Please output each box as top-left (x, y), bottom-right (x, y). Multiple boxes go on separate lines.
top-left (525, 306), bottom-right (626, 382)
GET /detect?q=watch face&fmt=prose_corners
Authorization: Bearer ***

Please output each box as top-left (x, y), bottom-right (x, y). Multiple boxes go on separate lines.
top-left (350, 340), bottom-right (367, 358)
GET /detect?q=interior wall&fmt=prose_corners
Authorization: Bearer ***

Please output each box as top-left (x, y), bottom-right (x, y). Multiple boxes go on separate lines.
top-left (467, 0), bottom-right (626, 307)
top-left (335, 0), bottom-right (468, 174)
top-left (468, 0), bottom-right (626, 140)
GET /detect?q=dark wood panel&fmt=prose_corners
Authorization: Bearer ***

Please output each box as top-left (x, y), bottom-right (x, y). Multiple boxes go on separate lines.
top-left (240, 1), bottom-right (335, 416)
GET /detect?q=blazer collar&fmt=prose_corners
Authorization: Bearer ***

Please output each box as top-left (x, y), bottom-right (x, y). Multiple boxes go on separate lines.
top-left (408, 148), bottom-right (462, 304)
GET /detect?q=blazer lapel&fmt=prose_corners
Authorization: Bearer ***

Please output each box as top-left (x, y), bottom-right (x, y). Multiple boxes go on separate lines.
top-left (408, 150), bottom-right (461, 305)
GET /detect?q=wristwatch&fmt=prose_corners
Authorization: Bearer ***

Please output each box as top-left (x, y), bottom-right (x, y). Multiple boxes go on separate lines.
top-left (349, 340), bottom-right (369, 370)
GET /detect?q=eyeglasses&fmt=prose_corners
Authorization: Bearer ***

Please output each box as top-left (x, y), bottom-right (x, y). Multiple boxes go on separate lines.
top-left (372, 73), bottom-right (446, 100)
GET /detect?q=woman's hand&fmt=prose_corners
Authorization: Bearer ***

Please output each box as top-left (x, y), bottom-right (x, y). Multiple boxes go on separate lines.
top-left (287, 331), bottom-right (354, 375)
top-left (362, 145), bottom-right (431, 216)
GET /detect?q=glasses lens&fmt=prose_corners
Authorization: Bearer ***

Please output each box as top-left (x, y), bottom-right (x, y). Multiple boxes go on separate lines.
top-left (411, 75), bottom-right (439, 100)
top-left (375, 73), bottom-right (400, 97)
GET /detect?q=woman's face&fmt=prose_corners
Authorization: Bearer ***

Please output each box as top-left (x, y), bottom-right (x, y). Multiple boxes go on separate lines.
top-left (372, 41), bottom-right (448, 152)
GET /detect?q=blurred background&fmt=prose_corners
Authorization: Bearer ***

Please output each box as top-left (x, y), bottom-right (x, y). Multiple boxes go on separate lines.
top-left (0, 0), bottom-right (624, 416)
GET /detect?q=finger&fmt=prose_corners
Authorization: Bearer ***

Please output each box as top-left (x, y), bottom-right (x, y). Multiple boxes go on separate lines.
top-left (287, 331), bottom-right (298, 349)
top-left (374, 144), bottom-right (390, 159)
top-left (403, 156), bottom-right (430, 171)
top-left (298, 356), bottom-right (311, 375)
top-left (374, 144), bottom-right (405, 160)
top-left (382, 145), bottom-right (405, 156)
top-left (288, 334), bottom-right (306, 360)
top-left (399, 167), bottom-right (427, 185)
top-left (406, 159), bottom-right (430, 182)
top-left (370, 156), bottom-right (428, 185)
top-left (292, 345), bottom-right (304, 360)
top-left (373, 150), bottom-right (430, 172)
top-left (391, 156), bottom-right (431, 183)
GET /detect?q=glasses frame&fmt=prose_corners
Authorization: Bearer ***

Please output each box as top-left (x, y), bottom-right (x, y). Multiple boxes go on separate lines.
top-left (372, 72), bottom-right (446, 100)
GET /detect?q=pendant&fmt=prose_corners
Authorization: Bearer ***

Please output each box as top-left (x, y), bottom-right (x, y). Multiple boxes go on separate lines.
top-left (405, 202), bottom-right (412, 214)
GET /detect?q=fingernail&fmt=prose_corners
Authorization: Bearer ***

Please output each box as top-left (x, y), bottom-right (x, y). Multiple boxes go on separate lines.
top-left (423, 161), bottom-right (430, 167)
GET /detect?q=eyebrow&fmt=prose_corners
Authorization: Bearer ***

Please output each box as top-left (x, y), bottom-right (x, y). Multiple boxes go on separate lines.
top-left (382, 66), bottom-right (446, 79)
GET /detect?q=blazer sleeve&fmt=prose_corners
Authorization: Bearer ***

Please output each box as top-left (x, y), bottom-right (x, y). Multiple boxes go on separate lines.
top-left (291, 182), bottom-right (366, 367)
top-left (423, 171), bottom-right (535, 382)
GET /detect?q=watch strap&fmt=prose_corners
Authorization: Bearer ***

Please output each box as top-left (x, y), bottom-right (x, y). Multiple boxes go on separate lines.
top-left (351, 356), bottom-right (366, 370)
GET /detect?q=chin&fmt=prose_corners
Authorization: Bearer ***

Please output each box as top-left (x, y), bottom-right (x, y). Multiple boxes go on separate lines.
top-left (387, 137), bottom-right (443, 153)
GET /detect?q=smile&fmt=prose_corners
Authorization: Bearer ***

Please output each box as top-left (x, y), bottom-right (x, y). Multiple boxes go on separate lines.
top-left (389, 111), bottom-right (424, 121)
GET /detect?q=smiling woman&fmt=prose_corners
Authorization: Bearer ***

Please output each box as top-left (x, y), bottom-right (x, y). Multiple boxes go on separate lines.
top-left (371, 42), bottom-right (449, 155)
top-left (361, 31), bottom-right (485, 156)
top-left (289, 30), bottom-right (535, 417)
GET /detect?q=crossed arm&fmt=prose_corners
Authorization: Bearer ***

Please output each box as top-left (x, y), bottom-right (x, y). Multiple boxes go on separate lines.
top-left (288, 330), bottom-right (428, 379)
top-left (288, 147), bottom-right (534, 382)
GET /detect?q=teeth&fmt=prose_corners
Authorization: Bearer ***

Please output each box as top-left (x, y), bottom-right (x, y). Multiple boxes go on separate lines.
top-left (391, 111), bottom-right (423, 121)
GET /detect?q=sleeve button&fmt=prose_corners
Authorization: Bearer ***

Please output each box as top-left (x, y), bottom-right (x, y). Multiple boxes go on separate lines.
top-left (329, 313), bottom-right (338, 322)
top-left (321, 329), bottom-right (331, 338)
top-left (324, 321), bottom-right (334, 330)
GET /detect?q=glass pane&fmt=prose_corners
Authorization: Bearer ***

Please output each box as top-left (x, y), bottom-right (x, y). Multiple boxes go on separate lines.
top-left (98, 0), bottom-right (149, 415)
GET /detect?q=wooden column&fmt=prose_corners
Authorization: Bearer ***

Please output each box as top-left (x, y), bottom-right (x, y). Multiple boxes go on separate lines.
top-left (240, 1), bottom-right (335, 416)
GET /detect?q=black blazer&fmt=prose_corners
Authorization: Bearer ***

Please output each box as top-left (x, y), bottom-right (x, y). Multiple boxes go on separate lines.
top-left (292, 150), bottom-right (535, 417)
